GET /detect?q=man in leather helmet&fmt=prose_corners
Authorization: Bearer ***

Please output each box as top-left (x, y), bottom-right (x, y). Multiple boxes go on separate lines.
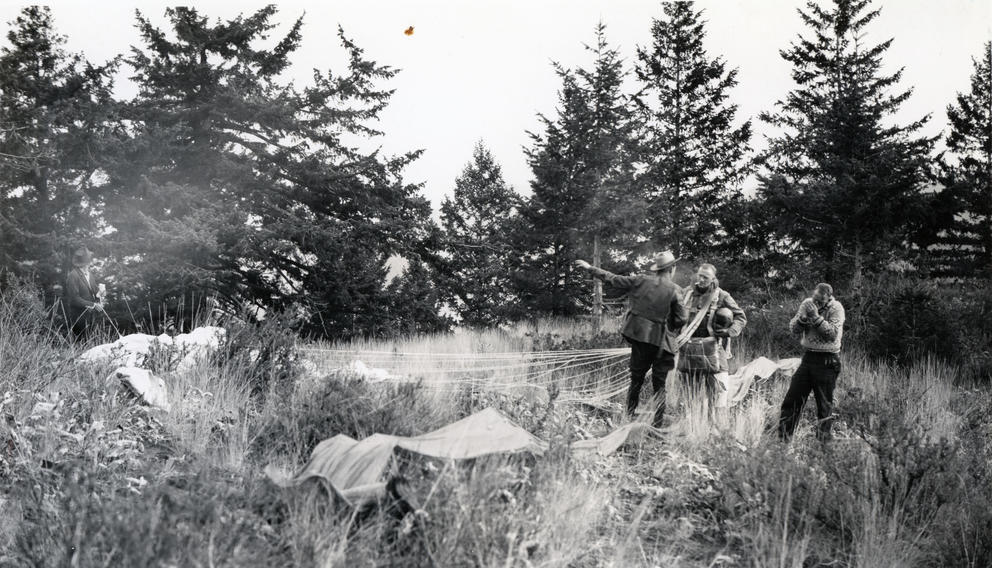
top-left (575, 251), bottom-right (686, 426)
top-left (670, 264), bottom-right (747, 410)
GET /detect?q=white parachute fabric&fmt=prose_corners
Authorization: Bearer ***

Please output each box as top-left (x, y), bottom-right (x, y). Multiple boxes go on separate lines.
top-left (714, 357), bottom-right (801, 408)
top-left (571, 422), bottom-right (652, 456)
top-left (395, 407), bottom-right (548, 459)
top-left (78, 326), bottom-right (227, 412)
top-left (79, 326), bottom-right (226, 371)
top-left (110, 366), bottom-right (171, 411)
top-left (265, 407), bottom-right (550, 505)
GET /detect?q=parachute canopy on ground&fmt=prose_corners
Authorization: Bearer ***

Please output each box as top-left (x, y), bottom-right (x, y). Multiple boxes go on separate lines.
top-left (265, 407), bottom-right (651, 507)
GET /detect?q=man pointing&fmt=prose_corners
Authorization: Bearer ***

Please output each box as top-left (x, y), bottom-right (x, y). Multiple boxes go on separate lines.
top-left (575, 251), bottom-right (686, 426)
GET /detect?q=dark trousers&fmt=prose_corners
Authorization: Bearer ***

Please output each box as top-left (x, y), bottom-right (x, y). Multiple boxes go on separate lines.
top-left (628, 339), bottom-right (675, 426)
top-left (778, 351), bottom-right (842, 442)
top-left (69, 310), bottom-right (92, 342)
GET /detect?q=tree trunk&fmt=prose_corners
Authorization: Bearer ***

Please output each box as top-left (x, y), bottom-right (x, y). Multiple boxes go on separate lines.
top-left (592, 234), bottom-right (602, 332)
top-left (851, 240), bottom-right (864, 297)
top-left (824, 245), bottom-right (835, 283)
top-left (986, 45), bottom-right (992, 278)
top-left (983, 219), bottom-right (992, 278)
top-left (671, 203), bottom-right (682, 258)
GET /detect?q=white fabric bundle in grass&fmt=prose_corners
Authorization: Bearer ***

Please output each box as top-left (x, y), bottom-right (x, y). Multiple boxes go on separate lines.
top-left (111, 366), bottom-right (171, 411)
top-left (80, 326), bottom-right (226, 371)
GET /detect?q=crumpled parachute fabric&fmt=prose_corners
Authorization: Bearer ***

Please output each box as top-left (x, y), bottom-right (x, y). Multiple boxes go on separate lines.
top-left (265, 407), bottom-right (653, 506)
top-left (266, 356), bottom-right (802, 507)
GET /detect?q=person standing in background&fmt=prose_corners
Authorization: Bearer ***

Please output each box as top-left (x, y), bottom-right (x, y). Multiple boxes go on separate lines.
top-left (64, 245), bottom-right (103, 341)
top-left (574, 251), bottom-right (686, 426)
top-left (778, 282), bottom-right (845, 442)
top-left (672, 264), bottom-right (747, 411)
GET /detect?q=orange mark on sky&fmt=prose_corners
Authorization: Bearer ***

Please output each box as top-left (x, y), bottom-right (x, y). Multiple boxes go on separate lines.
top-left (404, 26), bottom-right (414, 36)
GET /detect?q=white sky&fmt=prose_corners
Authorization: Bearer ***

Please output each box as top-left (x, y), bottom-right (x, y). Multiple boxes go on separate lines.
top-left (2, 1), bottom-right (990, 212)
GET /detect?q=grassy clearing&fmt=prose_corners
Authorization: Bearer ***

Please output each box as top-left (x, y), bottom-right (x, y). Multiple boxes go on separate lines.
top-left (1, 285), bottom-right (990, 567)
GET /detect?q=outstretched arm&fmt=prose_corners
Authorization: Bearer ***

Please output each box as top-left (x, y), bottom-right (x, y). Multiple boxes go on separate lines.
top-left (574, 260), bottom-right (638, 291)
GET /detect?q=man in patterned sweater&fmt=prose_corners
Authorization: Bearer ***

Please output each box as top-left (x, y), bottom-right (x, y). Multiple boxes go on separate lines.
top-left (778, 283), bottom-right (846, 442)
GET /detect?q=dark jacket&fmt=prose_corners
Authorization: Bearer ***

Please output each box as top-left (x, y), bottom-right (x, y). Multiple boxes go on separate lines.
top-left (65, 267), bottom-right (97, 325)
top-left (587, 267), bottom-right (687, 346)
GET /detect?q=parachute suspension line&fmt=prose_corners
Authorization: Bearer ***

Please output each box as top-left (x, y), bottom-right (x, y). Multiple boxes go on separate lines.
top-left (298, 345), bottom-right (634, 404)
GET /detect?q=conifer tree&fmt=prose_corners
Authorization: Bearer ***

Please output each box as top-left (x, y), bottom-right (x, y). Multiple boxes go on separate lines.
top-left (634, 1), bottom-right (752, 259)
top-left (758, 0), bottom-right (936, 288)
top-left (937, 41), bottom-right (992, 277)
top-left (100, 7), bottom-right (432, 336)
top-left (384, 258), bottom-right (453, 336)
top-left (439, 142), bottom-right (520, 327)
top-left (576, 23), bottom-right (644, 318)
top-left (0, 7), bottom-right (116, 293)
top-left (514, 24), bottom-right (640, 316)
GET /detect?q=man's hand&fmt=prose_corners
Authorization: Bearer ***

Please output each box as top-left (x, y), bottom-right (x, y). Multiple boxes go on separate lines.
top-left (93, 303), bottom-right (105, 312)
top-left (799, 298), bottom-right (818, 320)
top-left (574, 259), bottom-right (591, 270)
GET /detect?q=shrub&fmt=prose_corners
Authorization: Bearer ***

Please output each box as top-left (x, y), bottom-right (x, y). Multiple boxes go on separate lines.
top-left (526, 329), bottom-right (624, 352)
top-left (854, 278), bottom-right (959, 367)
top-left (215, 310), bottom-right (303, 399)
top-left (7, 459), bottom-right (279, 567)
top-left (0, 279), bottom-right (76, 390)
top-left (250, 373), bottom-right (450, 464)
top-left (738, 297), bottom-right (803, 359)
top-left (846, 277), bottom-right (992, 383)
top-left (927, 390), bottom-right (992, 567)
top-left (943, 283), bottom-right (992, 384)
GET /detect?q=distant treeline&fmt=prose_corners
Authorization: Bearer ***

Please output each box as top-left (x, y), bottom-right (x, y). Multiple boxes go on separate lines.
top-left (0, 1), bottom-right (989, 338)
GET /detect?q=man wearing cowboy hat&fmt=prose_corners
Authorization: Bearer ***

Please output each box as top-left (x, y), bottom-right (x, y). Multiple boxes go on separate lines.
top-left (575, 251), bottom-right (686, 426)
top-left (64, 245), bottom-right (103, 341)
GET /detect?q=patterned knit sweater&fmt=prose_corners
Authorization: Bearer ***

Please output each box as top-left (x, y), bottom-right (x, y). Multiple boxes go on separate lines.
top-left (789, 298), bottom-right (845, 353)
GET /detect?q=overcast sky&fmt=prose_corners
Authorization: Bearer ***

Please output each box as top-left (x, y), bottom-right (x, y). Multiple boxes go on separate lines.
top-left (2, 1), bottom-right (990, 212)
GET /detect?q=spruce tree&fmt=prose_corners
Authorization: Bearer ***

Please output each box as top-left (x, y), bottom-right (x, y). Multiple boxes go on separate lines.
top-left (576, 23), bottom-right (644, 319)
top-left (384, 258), bottom-right (453, 336)
top-left (758, 0), bottom-right (936, 288)
top-left (514, 24), bottom-right (640, 317)
top-left (634, 1), bottom-right (752, 259)
top-left (0, 7), bottom-right (117, 294)
top-left (439, 142), bottom-right (520, 327)
top-left (100, 7), bottom-right (432, 336)
top-left (937, 42), bottom-right (992, 277)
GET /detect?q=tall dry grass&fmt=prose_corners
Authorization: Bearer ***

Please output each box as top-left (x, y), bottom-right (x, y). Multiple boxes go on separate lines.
top-left (1, 282), bottom-right (990, 566)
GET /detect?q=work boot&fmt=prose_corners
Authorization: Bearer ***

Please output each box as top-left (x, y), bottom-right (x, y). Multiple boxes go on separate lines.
top-left (626, 386), bottom-right (640, 418)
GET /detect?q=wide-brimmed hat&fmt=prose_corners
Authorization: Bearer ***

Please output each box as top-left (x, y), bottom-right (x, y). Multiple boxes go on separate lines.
top-left (648, 250), bottom-right (678, 271)
top-left (71, 246), bottom-right (92, 267)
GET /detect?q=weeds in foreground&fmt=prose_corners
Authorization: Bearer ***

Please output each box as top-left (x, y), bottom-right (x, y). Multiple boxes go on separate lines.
top-left (1, 284), bottom-right (991, 566)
